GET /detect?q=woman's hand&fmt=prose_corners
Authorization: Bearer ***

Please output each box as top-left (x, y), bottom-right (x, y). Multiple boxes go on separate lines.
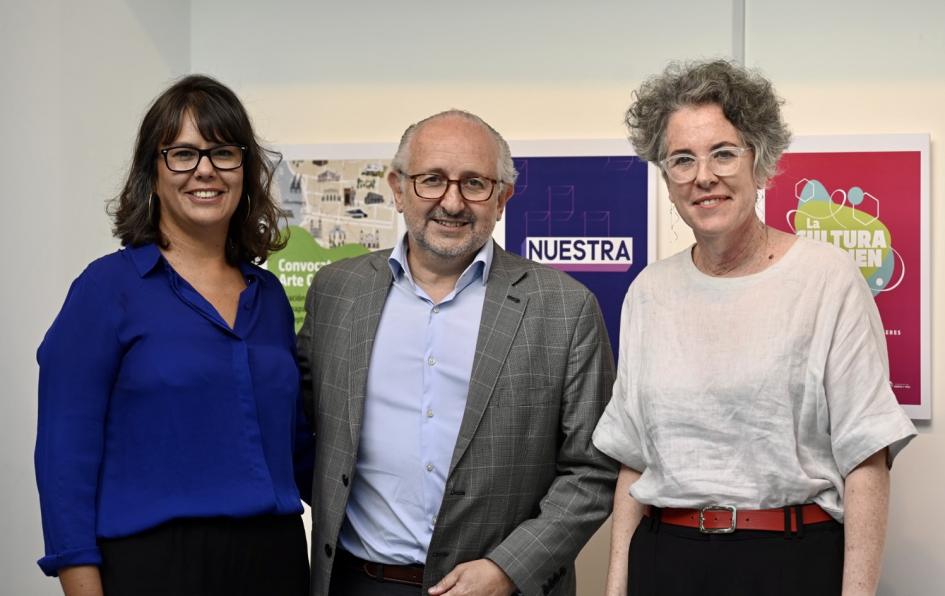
top-left (604, 465), bottom-right (644, 596)
top-left (58, 565), bottom-right (103, 596)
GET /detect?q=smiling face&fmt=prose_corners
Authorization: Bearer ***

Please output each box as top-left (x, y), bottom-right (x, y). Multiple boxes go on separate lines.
top-left (663, 103), bottom-right (759, 242)
top-left (388, 115), bottom-right (513, 272)
top-left (154, 111), bottom-right (244, 243)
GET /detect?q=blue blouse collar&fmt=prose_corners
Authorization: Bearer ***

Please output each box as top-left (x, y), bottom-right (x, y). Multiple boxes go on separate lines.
top-left (126, 243), bottom-right (263, 281)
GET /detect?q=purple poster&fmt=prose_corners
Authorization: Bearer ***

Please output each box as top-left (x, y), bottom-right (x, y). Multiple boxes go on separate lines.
top-left (504, 143), bottom-right (654, 358)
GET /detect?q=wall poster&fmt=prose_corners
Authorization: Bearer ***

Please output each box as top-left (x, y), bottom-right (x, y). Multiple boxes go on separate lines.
top-left (763, 134), bottom-right (930, 419)
top-left (503, 140), bottom-right (656, 359)
top-left (269, 143), bottom-right (400, 331)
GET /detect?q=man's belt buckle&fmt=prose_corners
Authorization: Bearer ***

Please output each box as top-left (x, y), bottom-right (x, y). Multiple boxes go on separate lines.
top-left (699, 505), bottom-right (737, 534)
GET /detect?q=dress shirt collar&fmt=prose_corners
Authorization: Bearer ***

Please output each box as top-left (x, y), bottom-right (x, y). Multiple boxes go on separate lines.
top-left (387, 234), bottom-right (493, 290)
top-left (126, 242), bottom-right (263, 282)
top-left (127, 243), bottom-right (162, 277)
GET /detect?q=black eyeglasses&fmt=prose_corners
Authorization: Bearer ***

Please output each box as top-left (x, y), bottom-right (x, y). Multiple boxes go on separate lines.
top-left (405, 172), bottom-right (499, 202)
top-left (159, 144), bottom-right (247, 173)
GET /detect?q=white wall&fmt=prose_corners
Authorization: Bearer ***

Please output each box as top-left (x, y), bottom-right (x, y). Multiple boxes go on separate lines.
top-left (5, 1), bottom-right (941, 594)
top-left (0, 1), bottom-right (190, 593)
top-left (191, 0), bottom-right (734, 146)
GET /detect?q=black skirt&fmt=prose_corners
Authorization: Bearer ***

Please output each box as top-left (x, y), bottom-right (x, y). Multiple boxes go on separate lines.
top-left (98, 514), bottom-right (310, 596)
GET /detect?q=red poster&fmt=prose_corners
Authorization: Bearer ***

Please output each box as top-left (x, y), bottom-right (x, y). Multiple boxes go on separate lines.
top-left (764, 136), bottom-right (930, 418)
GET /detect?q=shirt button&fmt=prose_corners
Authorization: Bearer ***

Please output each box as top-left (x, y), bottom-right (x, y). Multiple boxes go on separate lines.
top-left (428, 356), bottom-right (437, 366)
top-left (426, 463), bottom-right (434, 472)
top-left (432, 306), bottom-right (440, 313)
top-left (426, 409), bottom-right (434, 418)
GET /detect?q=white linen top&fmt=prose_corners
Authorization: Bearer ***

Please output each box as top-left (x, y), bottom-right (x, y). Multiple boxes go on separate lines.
top-left (592, 237), bottom-right (916, 521)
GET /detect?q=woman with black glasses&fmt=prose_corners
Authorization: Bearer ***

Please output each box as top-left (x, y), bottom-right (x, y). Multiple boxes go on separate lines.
top-left (35, 75), bottom-right (313, 595)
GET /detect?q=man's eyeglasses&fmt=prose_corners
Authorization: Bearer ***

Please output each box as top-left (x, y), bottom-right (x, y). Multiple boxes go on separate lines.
top-left (404, 172), bottom-right (499, 202)
top-left (160, 144), bottom-right (247, 173)
top-left (659, 146), bottom-right (751, 184)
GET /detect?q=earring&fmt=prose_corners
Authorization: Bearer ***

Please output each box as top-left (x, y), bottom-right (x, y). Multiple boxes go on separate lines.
top-left (148, 193), bottom-right (157, 224)
top-left (669, 203), bottom-right (680, 242)
top-left (244, 194), bottom-right (252, 221)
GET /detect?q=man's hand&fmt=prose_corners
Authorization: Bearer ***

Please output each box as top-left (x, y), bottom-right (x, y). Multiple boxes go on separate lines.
top-left (428, 558), bottom-right (516, 596)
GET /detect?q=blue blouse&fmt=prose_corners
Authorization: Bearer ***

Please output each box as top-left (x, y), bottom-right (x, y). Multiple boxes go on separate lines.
top-left (35, 243), bottom-right (314, 576)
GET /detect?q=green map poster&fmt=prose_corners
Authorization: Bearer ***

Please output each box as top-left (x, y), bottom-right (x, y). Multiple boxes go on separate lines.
top-left (267, 147), bottom-right (401, 330)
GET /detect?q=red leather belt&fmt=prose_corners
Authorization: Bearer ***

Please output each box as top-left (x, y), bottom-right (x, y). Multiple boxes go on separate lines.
top-left (644, 503), bottom-right (833, 533)
top-left (337, 549), bottom-right (425, 587)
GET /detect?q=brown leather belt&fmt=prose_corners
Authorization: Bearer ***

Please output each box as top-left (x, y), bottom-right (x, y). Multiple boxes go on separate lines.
top-left (644, 503), bottom-right (833, 533)
top-left (336, 548), bottom-right (425, 587)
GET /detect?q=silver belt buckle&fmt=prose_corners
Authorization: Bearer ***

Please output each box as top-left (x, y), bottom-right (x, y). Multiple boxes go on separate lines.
top-left (699, 505), bottom-right (737, 534)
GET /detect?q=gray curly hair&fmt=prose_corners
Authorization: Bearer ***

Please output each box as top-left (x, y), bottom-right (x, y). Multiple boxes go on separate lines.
top-left (625, 59), bottom-right (791, 187)
top-left (390, 109), bottom-right (518, 188)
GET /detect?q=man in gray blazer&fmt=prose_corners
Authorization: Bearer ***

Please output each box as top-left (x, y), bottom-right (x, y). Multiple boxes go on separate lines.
top-left (298, 109), bottom-right (617, 596)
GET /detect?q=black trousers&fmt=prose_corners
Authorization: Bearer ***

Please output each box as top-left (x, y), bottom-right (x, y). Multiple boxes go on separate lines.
top-left (629, 512), bottom-right (844, 596)
top-left (98, 515), bottom-right (310, 596)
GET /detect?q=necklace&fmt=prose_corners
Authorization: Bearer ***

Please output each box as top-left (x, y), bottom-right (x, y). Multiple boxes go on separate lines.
top-left (695, 223), bottom-right (774, 277)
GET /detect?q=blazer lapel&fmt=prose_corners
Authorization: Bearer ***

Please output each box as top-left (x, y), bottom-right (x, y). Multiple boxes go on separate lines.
top-left (449, 246), bottom-right (528, 474)
top-left (348, 252), bottom-right (393, 446)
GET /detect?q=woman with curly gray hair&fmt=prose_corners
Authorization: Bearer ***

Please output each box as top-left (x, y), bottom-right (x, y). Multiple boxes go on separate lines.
top-left (592, 60), bottom-right (914, 595)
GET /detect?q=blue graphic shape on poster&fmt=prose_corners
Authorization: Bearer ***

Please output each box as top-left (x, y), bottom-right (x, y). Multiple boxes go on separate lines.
top-left (505, 155), bottom-right (649, 358)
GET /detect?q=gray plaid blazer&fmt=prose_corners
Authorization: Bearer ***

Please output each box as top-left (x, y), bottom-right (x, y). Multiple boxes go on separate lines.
top-left (297, 242), bottom-right (617, 596)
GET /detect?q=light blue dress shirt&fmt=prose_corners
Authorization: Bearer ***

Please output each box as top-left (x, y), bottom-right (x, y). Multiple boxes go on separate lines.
top-left (338, 236), bottom-right (492, 564)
